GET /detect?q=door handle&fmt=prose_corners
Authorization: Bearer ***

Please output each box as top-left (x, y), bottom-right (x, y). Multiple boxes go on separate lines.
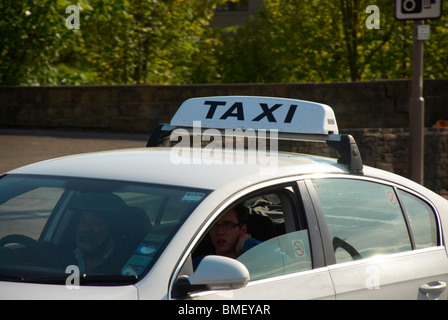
top-left (419, 281), bottom-right (447, 295)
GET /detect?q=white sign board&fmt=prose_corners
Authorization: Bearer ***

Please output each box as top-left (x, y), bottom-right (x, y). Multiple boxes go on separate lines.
top-left (417, 24), bottom-right (431, 39)
top-left (395, 0), bottom-right (442, 20)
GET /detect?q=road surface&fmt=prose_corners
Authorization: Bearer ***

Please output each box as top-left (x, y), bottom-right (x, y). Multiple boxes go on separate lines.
top-left (0, 129), bottom-right (148, 174)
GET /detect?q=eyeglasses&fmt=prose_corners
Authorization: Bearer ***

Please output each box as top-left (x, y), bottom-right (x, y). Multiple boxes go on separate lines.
top-left (210, 220), bottom-right (241, 232)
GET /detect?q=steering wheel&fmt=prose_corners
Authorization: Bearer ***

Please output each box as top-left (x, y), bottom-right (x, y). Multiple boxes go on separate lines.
top-left (332, 237), bottom-right (362, 261)
top-left (0, 234), bottom-right (40, 248)
top-left (0, 234), bottom-right (62, 268)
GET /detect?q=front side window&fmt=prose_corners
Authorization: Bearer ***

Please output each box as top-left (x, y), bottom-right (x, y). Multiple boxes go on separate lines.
top-left (191, 186), bottom-right (312, 282)
top-left (311, 178), bottom-right (412, 263)
top-left (0, 174), bottom-right (209, 285)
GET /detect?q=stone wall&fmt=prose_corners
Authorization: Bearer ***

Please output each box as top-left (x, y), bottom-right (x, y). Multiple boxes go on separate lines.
top-left (1, 80), bottom-right (447, 133)
top-left (1, 80), bottom-right (448, 192)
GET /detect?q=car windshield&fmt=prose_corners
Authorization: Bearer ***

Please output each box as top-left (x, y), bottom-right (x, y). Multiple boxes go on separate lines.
top-left (0, 174), bottom-right (209, 285)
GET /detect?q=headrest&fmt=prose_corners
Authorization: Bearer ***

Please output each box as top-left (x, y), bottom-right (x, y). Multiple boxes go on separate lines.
top-left (69, 192), bottom-right (126, 214)
top-left (69, 192), bottom-right (127, 237)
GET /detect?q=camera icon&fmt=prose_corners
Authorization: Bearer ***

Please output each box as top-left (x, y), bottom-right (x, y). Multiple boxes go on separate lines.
top-left (401, 0), bottom-right (436, 14)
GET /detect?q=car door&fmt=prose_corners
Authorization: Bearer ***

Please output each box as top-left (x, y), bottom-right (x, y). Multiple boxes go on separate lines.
top-left (306, 177), bottom-right (448, 300)
top-left (171, 182), bottom-right (335, 300)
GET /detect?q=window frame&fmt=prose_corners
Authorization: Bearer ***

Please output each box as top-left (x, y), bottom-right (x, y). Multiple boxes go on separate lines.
top-left (169, 178), bottom-right (324, 298)
top-left (304, 174), bottom-right (442, 266)
top-left (195, 182), bottom-right (307, 268)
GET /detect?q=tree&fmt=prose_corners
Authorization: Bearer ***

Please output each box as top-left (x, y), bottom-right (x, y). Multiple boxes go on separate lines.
top-left (209, 0), bottom-right (448, 83)
top-left (0, 0), bottom-right (79, 85)
top-left (2, 0), bottom-right (447, 85)
top-left (0, 0), bottom-right (231, 85)
top-left (78, 0), bottom-right (231, 84)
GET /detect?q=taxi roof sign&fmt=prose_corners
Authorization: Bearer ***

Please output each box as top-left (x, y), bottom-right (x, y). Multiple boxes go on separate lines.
top-left (147, 96), bottom-right (363, 175)
top-left (170, 96), bottom-right (339, 136)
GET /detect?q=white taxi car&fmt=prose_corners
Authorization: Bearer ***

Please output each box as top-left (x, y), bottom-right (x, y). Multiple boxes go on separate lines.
top-left (1, 96), bottom-right (447, 300)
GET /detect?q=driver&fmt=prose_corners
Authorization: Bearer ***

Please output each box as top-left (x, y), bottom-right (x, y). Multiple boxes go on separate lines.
top-left (69, 192), bottom-right (126, 274)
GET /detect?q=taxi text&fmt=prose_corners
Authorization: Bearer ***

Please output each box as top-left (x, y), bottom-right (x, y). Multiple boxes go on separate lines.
top-left (203, 100), bottom-right (298, 123)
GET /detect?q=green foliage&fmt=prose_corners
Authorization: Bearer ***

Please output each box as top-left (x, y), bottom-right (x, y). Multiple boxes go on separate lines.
top-left (208, 0), bottom-right (448, 83)
top-left (0, 0), bottom-right (229, 85)
top-left (78, 0), bottom-right (226, 84)
top-left (1, 0), bottom-right (447, 85)
top-left (0, 0), bottom-right (76, 85)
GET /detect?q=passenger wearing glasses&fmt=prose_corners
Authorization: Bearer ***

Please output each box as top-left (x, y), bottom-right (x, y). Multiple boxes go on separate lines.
top-left (193, 205), bottom-right (261, 269)
top-left (208, 206), bottom-right (261, 259)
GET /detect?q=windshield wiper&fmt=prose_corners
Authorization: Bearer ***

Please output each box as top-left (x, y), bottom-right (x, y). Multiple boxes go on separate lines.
top-left (37, 274), bottom-right (139, 286)
top-left (80, 274), bottom-right (139, 285)
top-left (0, 274), bottom-right (24, 282)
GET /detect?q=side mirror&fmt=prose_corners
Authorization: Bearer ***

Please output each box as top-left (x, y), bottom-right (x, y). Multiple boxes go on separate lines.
top-left (172, 255), bottom-right (250, 298)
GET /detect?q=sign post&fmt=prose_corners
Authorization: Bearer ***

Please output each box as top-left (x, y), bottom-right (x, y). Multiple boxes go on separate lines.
top-left (395, 0), bottom-right (443, 184)
top-left (409, 20), bottom-right (425, 185)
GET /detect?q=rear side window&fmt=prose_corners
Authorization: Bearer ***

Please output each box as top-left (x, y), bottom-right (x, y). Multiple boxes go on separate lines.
top-left (397, 189), bottom-right (438, 249)
top-left (312, 179), bottom-right (412, 263)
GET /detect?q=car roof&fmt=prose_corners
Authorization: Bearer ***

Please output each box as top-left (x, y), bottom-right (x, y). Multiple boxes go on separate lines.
top-left (7, 147), bottom-right (348, 190)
